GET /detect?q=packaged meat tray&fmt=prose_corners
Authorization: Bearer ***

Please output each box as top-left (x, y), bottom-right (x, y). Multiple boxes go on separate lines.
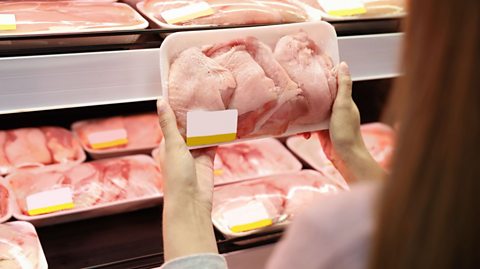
top-left (0, 1), bottom-right (148, 40)
top-left (0, 180), bottom-right (12, 223)
top-left (72, 113), bottom-right (163, 159)
top-left (0, 221), bottom-right (48, 269)
top-left (7, 155), bottom-right (163, 226)
top-left (0, 127), bottom-right (86, 176)
top-left (160, 21), bottom-right (339, 149)
top-left (286, 122), bottom-right (395, 184)
top-left (153, 138), bottom-right (302, 185)
top-left (212, 170), bottom-right (346, 239)
top-left (137, 0), bottom-right (322, 30)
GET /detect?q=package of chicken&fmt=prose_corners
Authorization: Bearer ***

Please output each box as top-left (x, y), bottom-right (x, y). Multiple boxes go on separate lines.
top-left (0, 1), bottom-right (148, 46)
top-left (72, 113), bottom-right (163, 159)
top-left (137, 0), bottom-right (322, 30)
top-left (153, 138), bottom-right (302, 185)
top-left (0, 127), bottom-right (86, 176)
top-left (7, 155), bottom-right (163, 226)
top-left (0, 180), bottom-right (13, 223)
top-left (286, 122), bottom-right (395, 184)
top-left (212, 170), bottom-right (346, 240)
top-left (0, 221), bottom-right (48, 269)
top-left (160, 21), bottom-right (339, 149)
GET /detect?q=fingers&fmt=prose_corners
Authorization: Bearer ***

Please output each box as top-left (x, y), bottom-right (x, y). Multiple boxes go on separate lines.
top-left (336, 62), bottom-right (353, 102)
top-left (157, 98), bottom-right (185, 150)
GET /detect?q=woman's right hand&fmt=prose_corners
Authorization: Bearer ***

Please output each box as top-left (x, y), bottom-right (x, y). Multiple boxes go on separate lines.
top-left (318, 62), bottom-right (385, 182)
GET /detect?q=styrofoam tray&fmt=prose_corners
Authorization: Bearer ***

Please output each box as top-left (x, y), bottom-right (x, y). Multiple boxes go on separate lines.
top-left (7, 156), bottom-right (163, 226)
top-left (212, 170), bottom-right (346, 240)
top-left (0, 221), bottom-right (49, 269)
top-left (0, 180), bottom-right (13, 223)
top-left (137, 0), bottom-right (322, 30)
top-left (160, 21), bottom-right (339, 149)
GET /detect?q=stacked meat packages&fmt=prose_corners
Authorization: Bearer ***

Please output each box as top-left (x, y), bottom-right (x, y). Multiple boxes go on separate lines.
top-left (0, 127), bottom-right (85, 175)
top-left (0, 222), bottom-right (48, 269)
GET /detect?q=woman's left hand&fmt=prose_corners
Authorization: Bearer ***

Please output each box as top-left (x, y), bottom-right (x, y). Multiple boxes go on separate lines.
top-left (157, 98), bottom-right (219, 261)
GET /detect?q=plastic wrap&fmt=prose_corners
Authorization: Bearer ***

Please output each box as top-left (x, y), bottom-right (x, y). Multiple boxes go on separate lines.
top-left (7, 155), bottom-right (163, 225)
top-left (72, 113), bottom-right (163, 159)
top-left (212, 170), bottom-right (346, 238)
top-left (0, 1), bottom-right (148, 36)
top-left (0, 180), bottom-right (12, 223)
top-left (0, 221), bottom-right (48, 269)
top-left (161, 21), bottom-right (339, 149)
top-left (286, 122), bottom-right (395, 183)
top-left (0, 127), bottom-right (86, 176)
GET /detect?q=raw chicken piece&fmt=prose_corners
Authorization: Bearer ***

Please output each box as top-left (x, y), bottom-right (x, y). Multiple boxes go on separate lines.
top-left (274, 31), bottom-right (337, 125)
top-left (8, 155), bottom-right (163, 215)
top-left (41, 127), bottom-right (80, 163)
top-left (0, 184), bottom-right (9, 219)
top-left (0, 1), bottom-right (146, 35)
top-left (123, 114), bottom-right (163, 148)
top-left (168, 47), bottom-right (236, 137)
top-left (4, 128), bottom-right (52, 168)
top-left (142, 0), bottom-right (307, 26)
top-left (0, 132), bottom-right (10, 175)
top-left (0, 222), bottom-right (45, 269)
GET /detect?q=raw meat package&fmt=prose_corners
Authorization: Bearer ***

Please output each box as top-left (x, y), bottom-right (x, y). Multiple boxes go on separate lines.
top-left (7, 155), bottom-right (163, 226)
top-left (0, 1), bottom-right (148, 36)
top-left (212, 170), bottom-right (346, 238)
top-left (299, 0), bottom-right (406, 21)
top-left (153, 138), bottom-right (302, 185)
top-left (137, 0), bottom-right (321, 29)
top-left (72, 113), bottom-right (163, 159)
top-left (0, 181), bottom-right (12, 223)
top-left (0, 127), bottom-right (86, 176)
top-left (286, 122), bottom-right (395, 184)
top-left (160, 21), bottom-right (339, 148)
top-left (0, 221), bottom-right (48, 269)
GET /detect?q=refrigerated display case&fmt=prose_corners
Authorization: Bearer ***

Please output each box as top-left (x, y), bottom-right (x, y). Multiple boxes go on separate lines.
top-left (0, 1), bottom-right (402, 267)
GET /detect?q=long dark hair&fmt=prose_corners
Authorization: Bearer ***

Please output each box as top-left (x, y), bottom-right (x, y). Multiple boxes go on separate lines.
top-left (369, 0), bottom-right (480, 268)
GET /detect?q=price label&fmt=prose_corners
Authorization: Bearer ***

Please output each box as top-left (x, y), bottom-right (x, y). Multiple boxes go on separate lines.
top-left (222, 201), bottom-right (273, 233)
top-left (186, 109), bottom-right (238, 147)
top-left (87, 129), bottom-right (128, 150)
top-left (0, 14), bottom-right (16, 31)
top-left (318, 0), bottom-right (367, 16)
top-left (161, 2), bottom-right (214, 25)
top-left (27, 187), bottom-right (74, 216)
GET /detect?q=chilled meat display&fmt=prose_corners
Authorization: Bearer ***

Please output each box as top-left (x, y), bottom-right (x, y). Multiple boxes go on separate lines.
top-left (0, 127), bottom-right (85, 175)
top-left (286, 123), bottom-right (395, 183)
top-left (212, 170), bottom-right (345, 237)
top-left (8, 155), bottom-right (163, 216)
top-left (0, 183), bottom-right (10, 222)
top-left (73, 113), bottom-right (163, 158)
top-left (0, 221), bottom-right (48, 269)
top-left (167, 29), bottom-right (337, 144)
top-left (138, 0), bottom-right (309, 27)
top-left (0, 1), bottom-right (148, 36)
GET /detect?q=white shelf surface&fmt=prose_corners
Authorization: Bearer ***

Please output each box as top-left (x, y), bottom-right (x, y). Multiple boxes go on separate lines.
top-left (0, 33), bottom-right (402, 115)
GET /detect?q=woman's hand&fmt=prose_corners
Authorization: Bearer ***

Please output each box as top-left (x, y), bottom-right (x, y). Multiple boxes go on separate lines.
top-left (157, 98), bottom-right (219, 261)
top-left (318, 62), bottom-right (385, 182)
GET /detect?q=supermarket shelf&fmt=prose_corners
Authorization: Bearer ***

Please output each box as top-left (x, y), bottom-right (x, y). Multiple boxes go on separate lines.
top-left (0, 33), bottom-right (402, 115)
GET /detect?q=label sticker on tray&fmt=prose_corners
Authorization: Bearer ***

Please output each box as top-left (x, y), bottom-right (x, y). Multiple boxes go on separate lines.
top-left (318, 0), bottom-right (366, 16)
top-left (161, 2), bottom-right (215, 25)
top-left (87, 129), bottom-right (128, 150)
top-left (0, 14), bottom-right (16, 31)
top-left (186, 110), bottom-right (238, 147)
top-left (223, 201), bottom-right (273, 233)
top-left (26, 187), bottom-right (74, 216)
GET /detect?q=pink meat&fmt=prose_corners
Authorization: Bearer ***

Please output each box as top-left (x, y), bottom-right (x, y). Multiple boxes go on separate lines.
top-left (41, 127), bottom-right (80, 163)
top-left (123, 114), bottom-right (163, 148)
top-left (143, 0), bottom-right (307, 26)
top-left (274, 31), bottom-right (337, 124)
top-left (0, 222), bottom-right (42, 269)
top-left (0, 185), bottom-right (8, 218)
top-left (4, 128), bottom-right (52, 168)
top-left (0, 1), bottom-right (146, 35)
top-left (0, 132), bottom-right (10, 175)
top-left (360, 123), bottom-right (396, 168)
top-left (168, 47), bottom-right (236, 137)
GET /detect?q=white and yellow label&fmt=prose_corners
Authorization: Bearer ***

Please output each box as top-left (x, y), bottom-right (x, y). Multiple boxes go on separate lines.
top-left (161, 2), bottom-right (215, 24)
top-left (0, 14), bottom-right (16, 31)
top-left (87, 129), bottom-right (128, 150)
top-left (186, 110), bottom-right (238, 147)
top-left (318, 0), bottom-right (366, 16)
top-left (26, 187), bottom-right (74, 216)
top-left (223, 201), bottom-right (273, 233)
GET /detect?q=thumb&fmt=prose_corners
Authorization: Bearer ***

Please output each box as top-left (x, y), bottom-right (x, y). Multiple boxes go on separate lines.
top-left (336, 62), bottom-right (353, 102)
top-left (157, 97), bottom-right (185, 149)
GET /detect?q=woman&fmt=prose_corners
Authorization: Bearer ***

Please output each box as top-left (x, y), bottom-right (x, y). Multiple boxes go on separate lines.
top-left (156, 0), bottom-right (479, 267)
